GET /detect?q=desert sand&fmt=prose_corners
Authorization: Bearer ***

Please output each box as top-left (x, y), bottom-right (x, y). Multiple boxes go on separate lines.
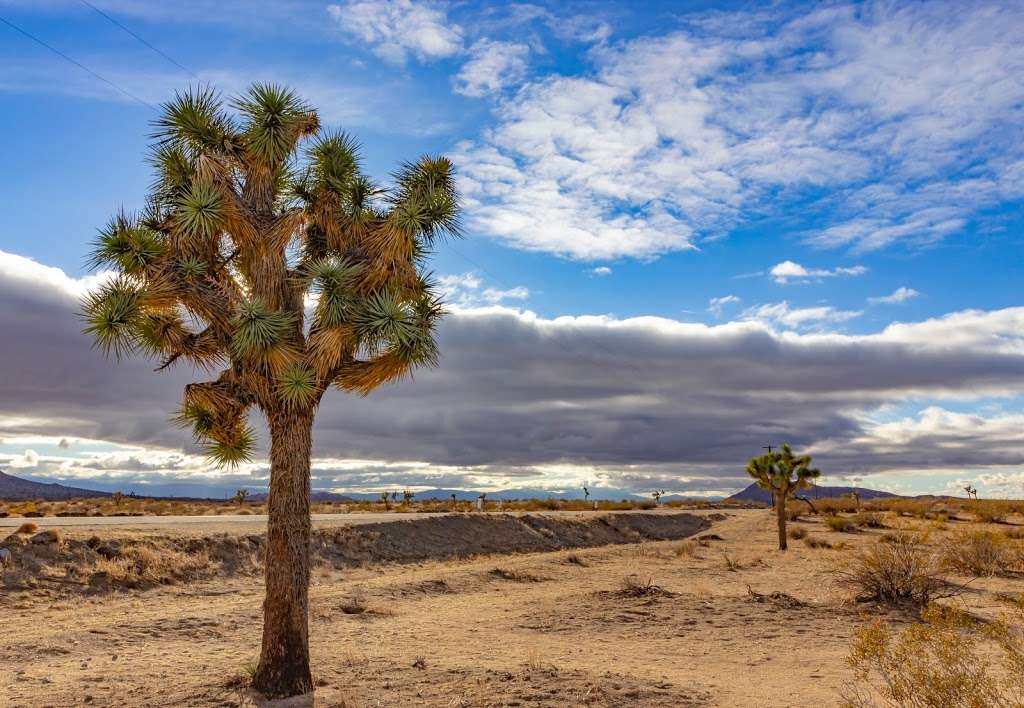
top-left (2, 508), bottom-right (1021, 707)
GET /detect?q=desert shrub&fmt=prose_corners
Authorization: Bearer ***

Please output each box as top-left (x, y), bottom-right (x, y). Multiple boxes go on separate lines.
top-left (788, 526), bottom-right (808, 540)
top-left (490, 567), bottom-right (544, 583)
top-left (842, 604), bottom-right (1024, 707)
top-left (837, 536), bottom-right (945, 605)
top-left (617, 574), bottom-right (672, 597)
top-left (804, 536), bottom-right (832, 549)
top-left (826, 516), bottom-right (858, 533)
top-left (974, 503), bottom-right (1010, 524)
top-left (15, 522), bottom-right (38, 535)
top-left (564, 553), bottom-right (587, 566)
top-left (674, 540), bottom-right (701, 557)
top-left (941, 529), bottom-right (1021, 576)
top-left (855, 512), bottom-right (885, 529)
top-left (90, 544), bottom-right (214, 588)
top-left (1005, 527), bottom-right (1024, 540)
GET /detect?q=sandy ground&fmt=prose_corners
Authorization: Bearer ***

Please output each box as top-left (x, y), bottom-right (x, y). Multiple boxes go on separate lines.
top-left (2, 508), bottom-right (1019, 707)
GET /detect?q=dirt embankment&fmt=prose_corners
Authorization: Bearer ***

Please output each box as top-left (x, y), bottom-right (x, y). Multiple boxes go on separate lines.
top-left (1, 512), bottom-right (710, 594)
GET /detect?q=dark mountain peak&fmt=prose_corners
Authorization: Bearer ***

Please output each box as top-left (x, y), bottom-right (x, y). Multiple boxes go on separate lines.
top-left (0, 469), bottom-right (111, 501)
top-left (727, 482), bottom-right (897, 506)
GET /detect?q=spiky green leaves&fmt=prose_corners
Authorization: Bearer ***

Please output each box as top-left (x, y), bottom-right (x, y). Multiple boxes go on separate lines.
top-left (81, 277), bottom-right (143, 358)
top-left (89, 214), bottom-right (164, 276)
top-left (175, 180), bottom-right (225, 240)
top-left (230, 299), bottom-right (295, 362)
top-left (276, 365), bottom-right (318, 409)
top-left (154, 87), bottom-right (239, 159)
top-left (391, 156), bottom-right (460, 243)
top-left (302, 257), bottom-right (361, 328)
top-left (307, 131), bottom-right (360, 194)
top-left (202, 426), bottom-right (255, 469)
top-left (235, 83), bottom-right (317, 168)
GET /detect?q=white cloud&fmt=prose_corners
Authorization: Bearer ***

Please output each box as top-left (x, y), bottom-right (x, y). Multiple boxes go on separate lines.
top-left (741, 301), bottom-right (861, 329)
top-left (327, 0), bottom-right (463, 64)
top-left (869, 287), bottom-right (920, 305)
top-left (458, 2), bottom-right (1024, 260)
top-left (769, 260), bottom-right (867, 284)
top-left (707, 294), bottom-right (740, 317)
top-left (590, 266), bottom-right (612, 276)
top-left (437, 272), bottom-right (529, 307)
top-left (453, 40), bottom-right (530, 97)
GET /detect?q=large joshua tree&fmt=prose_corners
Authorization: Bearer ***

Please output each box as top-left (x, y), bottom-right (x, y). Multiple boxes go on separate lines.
top-left (81, 84), bottom-right (459, 697)
top-left (745, 444), bottom-right (820, 551)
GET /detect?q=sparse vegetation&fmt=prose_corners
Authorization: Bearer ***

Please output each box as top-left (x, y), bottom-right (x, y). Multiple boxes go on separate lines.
top-left (941, 529), bottom-right (1021, 576)
top-left (843, 603), bottom-right (1024, 708)
top-left (825, 516), bottom-right (858, 533)
top-left (804, 536), bottom-right (832, 549)
top-left (837, 535), bottom-right (945, 606)
top-left (788, 526), bottom-right (808, 540)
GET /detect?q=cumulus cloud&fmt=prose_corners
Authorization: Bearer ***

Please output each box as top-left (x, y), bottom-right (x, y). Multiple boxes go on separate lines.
top-left (327, 0), bottom-right (462, 64)
top-left (453, 40), bottom-right (530, 97)
top-left (769, 260), bottom-right (867, 284)
top-left (590, 266), bottom-right (612, 277)
top-left (457, 1), bottom-right (1024, 260)
top-left (4, 251), bottom-right (1024, 495)
top-left (869, 287), bottom-right (920, 305)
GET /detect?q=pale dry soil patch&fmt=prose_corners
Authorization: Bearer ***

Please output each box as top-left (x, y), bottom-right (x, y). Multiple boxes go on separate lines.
top-left (3, 509), bottom-right (1020, 707)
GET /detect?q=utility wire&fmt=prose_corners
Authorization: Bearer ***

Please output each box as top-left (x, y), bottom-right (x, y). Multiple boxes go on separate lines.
top-left (77, 0), bottom-right (198, 79)
top-left (0, 14), bottom-right (154, 109)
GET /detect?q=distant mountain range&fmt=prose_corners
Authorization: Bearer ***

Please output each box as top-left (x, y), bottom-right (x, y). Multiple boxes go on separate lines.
top-left (727, 483), bottom-right (898, 506)
top-left (0, 469), bottom-right (112, 501)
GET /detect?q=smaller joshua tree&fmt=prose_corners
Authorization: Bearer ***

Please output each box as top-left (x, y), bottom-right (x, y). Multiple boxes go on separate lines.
top-left (381, 491), bottom-right (390, 511)
top-left (746, 444), bottom-right (820, 550)
top-left (403, 489), bottom-right (414, 505)
top-left (651, 490), bottom-right (665, 505)
top-left (234, 487), bottom-right (250, 506)
top-left (583, 485), bottom-right (590, 502)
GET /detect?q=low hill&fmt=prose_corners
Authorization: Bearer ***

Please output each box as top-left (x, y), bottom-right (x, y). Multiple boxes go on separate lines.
top-left (0, 469), bottom-right (112, 501)
top-left (727, 482), bottom-right (898, 506)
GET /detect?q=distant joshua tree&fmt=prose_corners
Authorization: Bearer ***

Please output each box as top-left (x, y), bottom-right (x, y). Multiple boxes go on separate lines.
top-left (450, 493), bottom-right (457, 510)
top-left (652, 490), bottom-right (665, 505)
top-left (381, 492), bottom-right (391, 511)
top-left (403, 489), bottom-right (414, 505)
top-left (746, 444), bottom-right (821, 551)
top-left (963, 485), bottom-right (978, 501)
top-left (111, 491), bottom-right (125, 508)
top-left (583, 485), bottom-right (590, 503)
top-left (234, 488), bottom-right (250, 506)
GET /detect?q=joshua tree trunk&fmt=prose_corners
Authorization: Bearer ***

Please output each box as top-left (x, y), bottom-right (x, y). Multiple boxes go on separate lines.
top-left (253, 408), bottom-right (314, 697)
top-left (775, 490), bottom-right (788, 551)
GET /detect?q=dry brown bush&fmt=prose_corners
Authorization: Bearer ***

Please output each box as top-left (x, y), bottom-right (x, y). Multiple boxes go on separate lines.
top-left (15, 522), bottom-right (38, 534)
top-left (90, 544), bottom-right (215, 588)
top-left (674, 540), bottom-right (701, 557)
top-left (804, 536), bottom-right (833, 549)
top-left (837, 535), bottom-right (945, 605)
top-left (854, 512), bottom-right (885, 528)
top-left (788, 526), bottom-right (808, 540)
top-left (826, 516), bottom-right (858, 533)
top-left (941, 529), bottom-right (1021, 577)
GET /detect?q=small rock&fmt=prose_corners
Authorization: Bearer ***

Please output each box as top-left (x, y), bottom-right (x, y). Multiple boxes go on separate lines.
top-left (0, 547), bottom-right (12, 567)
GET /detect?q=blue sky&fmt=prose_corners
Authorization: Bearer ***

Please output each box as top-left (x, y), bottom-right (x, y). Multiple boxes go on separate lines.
top-left (1, 0), bottom-right (1023, 498)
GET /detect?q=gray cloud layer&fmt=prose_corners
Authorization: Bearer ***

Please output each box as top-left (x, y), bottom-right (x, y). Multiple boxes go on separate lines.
top-left (3, 252), bottom-right (1024, 494)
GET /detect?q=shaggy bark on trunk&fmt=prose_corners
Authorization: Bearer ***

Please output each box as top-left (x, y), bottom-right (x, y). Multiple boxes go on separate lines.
top-left (775, 492), bottom-right (788, 551)
top-left (253, 409), bottom-right (314, 697)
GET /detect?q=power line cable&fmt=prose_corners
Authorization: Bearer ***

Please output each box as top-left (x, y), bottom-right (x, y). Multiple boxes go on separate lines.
top-left (0, 14), bottom-right (154, 108)
top-left (77, 0), bottom-right (198, 79)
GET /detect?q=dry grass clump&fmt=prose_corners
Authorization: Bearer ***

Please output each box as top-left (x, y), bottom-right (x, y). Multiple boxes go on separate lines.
top-left (941, 529), bottom-right (1021, 577)
top-left (854, 512), bottom-right (885, 529)
top-left (90, 544), bottom-right (215, 588)
top-left (616, 574), bottom-right (673, 598)
top-left (788, 526), bottom-right (809, 540)
top-left (674, 539), bottom-right (701, 557)
top-left (15, 522), bottom-right (38, 535)
top-left (826, 516), bottom-right (858, 533)
top-left (837, 535), bottom-right (945, 605)
top-left (1003, 527), bottom-right (1024, 540)
top-left (842, 604), bottom-right (1024, 707)
top-left (804, 536), bottom-right (833, 549)
top-left (564, 553), bottom-right (588, 566)
top-left (490, 567), bottom-right (544, 583)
